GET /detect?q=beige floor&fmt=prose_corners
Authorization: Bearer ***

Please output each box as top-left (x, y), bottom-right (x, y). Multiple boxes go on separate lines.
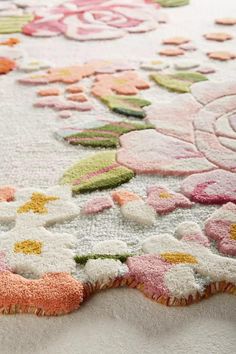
top-left (1, 290), bottom-right (236, 354)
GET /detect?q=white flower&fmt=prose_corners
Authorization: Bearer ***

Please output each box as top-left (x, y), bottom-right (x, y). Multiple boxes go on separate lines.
top-left (93, 240), bottom-right (128, 254)
top-left (82, 240), bottom-right (129, 285)
top-left (142, 222), bottom-right (236, 285)
top-left (18, 58), bottom-right (51, 72)
top-left (0, 218), bottom-right (77, 278)
top-left (0, 185), bottom-right (79, 226)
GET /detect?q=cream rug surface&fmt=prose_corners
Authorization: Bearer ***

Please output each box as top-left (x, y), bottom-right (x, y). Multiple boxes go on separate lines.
top-left (0, 0), bottom-right (236, 353)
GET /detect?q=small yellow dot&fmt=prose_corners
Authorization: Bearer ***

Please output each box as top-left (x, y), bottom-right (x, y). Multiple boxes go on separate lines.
top-left (14, 240), bottom-right (42, 255)
top-left (159, 192), bottom-right (172, 199)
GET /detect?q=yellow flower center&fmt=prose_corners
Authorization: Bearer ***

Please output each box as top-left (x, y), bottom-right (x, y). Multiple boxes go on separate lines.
top-left (58, 69), bottom-right (72, 76)
top-left (151, 60), bottom-right (163, 64)
top-left (160, 252), bottom-right (198, 264)
top-left (115, 78), bottom-right (128, 85)
top-left (159, 192), bottom-right (172, 199)
top-left (17, 192), bottom-right (59, 214)
top-left (230, 224), bottom-right (236, 240)
top-left (30, 74), bottom-right (45, 79)
top-left (14, 240), bottom-right (42, 255)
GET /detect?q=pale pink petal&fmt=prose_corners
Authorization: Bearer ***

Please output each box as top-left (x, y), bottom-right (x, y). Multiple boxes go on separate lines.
top-left (181, 170), bottom-right (236, 204)
top-left (81, 196), bottom-right (113, 215)
top-left (146, 185), bottom-right (193, 214)
top-left (191, 80), bottom-right (236, 105)
top-left (145, 94), bottom-right (201, 143)
top-left (117, 129), bottom-right (215, 176)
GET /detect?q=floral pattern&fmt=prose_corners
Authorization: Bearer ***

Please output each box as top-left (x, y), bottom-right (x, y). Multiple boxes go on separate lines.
top-left (0, 219), bottom-right (77, 278)
top-left (205, 203), bottom-right (236, 256)
top-left (0, 185), bottom-right (79, 225)
top-left (22, 0), bottom-right (159, 40)
top-left (1, 0), bottom-right (236, 317)
top-left (146, 185), bottom-right (193, 214)
top-left (92, 71), bottom-right (150, 97)
top-left (0, 186), bottom-right (79, 277)
top-left (117, 80), bottom-right (236, 176)
top-left (126, 221), bottom-right (236, 302)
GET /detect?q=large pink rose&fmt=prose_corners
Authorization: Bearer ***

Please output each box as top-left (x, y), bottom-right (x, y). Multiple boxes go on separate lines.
top-left (23, 0), bottom-right (159, 40)
top-left (117, 80), bottom-right (236, 176)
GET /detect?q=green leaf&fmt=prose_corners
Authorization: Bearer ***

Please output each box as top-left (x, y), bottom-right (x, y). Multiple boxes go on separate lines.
top-left (64, 121), bottom-right (153, 148)
top-left (101, 95), bottom-right (151, 118)
top-left (60, 151), bottom-right (135, 194)
top-left (74, 254), bottom-right (133, 265)
top-left (173, 72), bottom-right (208, 82)
top-left (151, 71), bottom-right (208, 93)
top-left (0, 15), bottom-right (34, 34)
top-left (155, 0), bottom-right (190, 7)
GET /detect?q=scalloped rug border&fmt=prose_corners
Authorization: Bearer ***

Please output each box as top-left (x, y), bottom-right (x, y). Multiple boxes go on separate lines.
top-left (0, 272), bottom-right (235, 317)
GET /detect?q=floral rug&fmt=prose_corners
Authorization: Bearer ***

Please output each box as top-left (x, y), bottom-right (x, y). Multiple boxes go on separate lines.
top-left (0, 0), bottom-right (236, 316)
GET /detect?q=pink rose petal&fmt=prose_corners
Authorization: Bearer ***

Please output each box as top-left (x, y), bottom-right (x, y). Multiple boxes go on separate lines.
top-left (147, 185), bottom-right (193, 214)
top-left (181, 170), bottom-right (236, 204)
top-left (81, 196), bottom-right (113, 215)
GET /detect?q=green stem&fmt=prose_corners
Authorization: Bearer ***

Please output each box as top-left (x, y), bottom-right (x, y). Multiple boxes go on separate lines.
top-left (74, 253), bottom-right (133, 265)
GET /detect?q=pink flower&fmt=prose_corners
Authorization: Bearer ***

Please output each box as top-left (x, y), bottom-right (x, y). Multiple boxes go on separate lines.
top-left (81, 196), bottom-right (113, 215)
top-left (126, 254), bottom-right (172, 299)
top-left (125, 221), bottom-right (236, 303)
top-left (205, 203), bottom-right (236, 256)
top-left (146, 185), bottom-right (193, 214)
top-left (23, 0), bottom-right (158, 40)
top-left (0, 251), bottom-right (12, 272)
top-left (181, 170), bottom-right (236, 204)
top-left (117, 81), bottom-right (236, 177)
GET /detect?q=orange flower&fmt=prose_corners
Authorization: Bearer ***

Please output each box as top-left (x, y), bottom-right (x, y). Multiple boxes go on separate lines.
top-left (0, 38), bottom-right (20, 47)
top-left (92, 71), bottom-right (150, 97)
top-left (0, 57), bottom-right (16, 75)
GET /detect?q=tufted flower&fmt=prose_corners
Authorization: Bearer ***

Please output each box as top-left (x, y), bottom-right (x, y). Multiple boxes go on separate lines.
top-left (92, 71), bottom-right (150, 98)
top-left (0, 218), bottom-right (77, 278)
top-left (146, 185), bottom-right (193, 214)
top-left (205, 202), bottom-right (236, 256)
top-left (0, 185), bottom-right (79, 226)
top-left (0, 57), bottom-right (16, 75)
top-left (19, 60), bottom-right (135, 85)
top-left (126, 221), bottom-right (236, 302)
top-left (117, 81), bottom-right (236, 180)
top-left (78, 240), bottom-right (129, 287)
top-left (22, 0), bottom-right (158, 41)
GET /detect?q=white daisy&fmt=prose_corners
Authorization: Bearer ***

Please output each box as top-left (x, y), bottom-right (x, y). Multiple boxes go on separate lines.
top-left (0, 217), bottom-right (77, 278)
top-left (0, 185), bottom-right (79, 226)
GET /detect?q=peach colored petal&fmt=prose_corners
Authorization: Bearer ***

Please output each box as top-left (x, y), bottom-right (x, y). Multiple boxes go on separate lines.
top-left (67, 94), bottom-right (88, 102)
top-left (159, 48), bottom-right (185, 56)
top-left (92, 71), bottom-right (149, 98)
top-left (37, 88), bottom-right (61, 96)
top-left (66, 85), bottom-right (84, 93)
top-left (0, 186), bottom-right (16, 202)
top-left (0, 272), bottom-right (84, 316)
top-left (207, 51), bottom-right (236, 61)
top-left (204, 32), bottom-right (233, 42)
top-left (163, 36), bottom-right (190, 45)
top-left (112, 190), bottom-right (141, 206)
top-left (215, 18), bottom-right (236, 25)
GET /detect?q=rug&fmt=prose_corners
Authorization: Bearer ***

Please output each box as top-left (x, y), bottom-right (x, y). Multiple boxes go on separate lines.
top-left (0, 0), bottom-right (236, 316)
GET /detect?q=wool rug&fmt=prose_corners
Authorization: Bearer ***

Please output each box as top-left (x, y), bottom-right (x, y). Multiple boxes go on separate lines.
top-left (0, 0), bottom-right (236, 350)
